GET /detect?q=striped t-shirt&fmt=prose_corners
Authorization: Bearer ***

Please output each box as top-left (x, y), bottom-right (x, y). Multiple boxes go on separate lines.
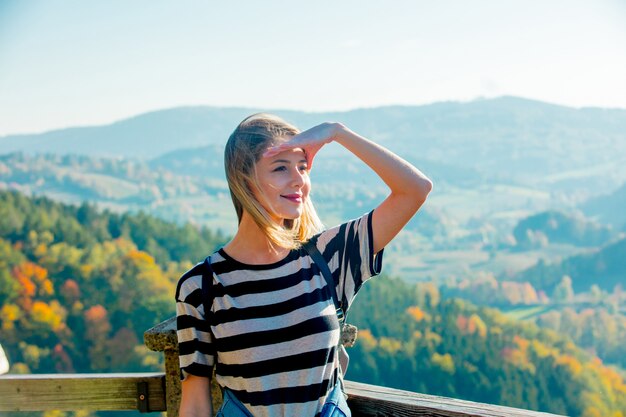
top-left (175, 211), bottom-right (383, 417)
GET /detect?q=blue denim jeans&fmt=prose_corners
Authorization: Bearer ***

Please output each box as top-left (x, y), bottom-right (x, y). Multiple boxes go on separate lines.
top-left (320, 381), bottom-right (351, 417)
top-left (215, 389), bottom-right (253, 417)
top-left (215, 382), bottom-right (350, 417)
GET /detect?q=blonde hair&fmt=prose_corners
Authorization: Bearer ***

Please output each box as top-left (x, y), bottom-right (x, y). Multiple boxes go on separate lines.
top-left (224, 113), bottom-right (324, 249)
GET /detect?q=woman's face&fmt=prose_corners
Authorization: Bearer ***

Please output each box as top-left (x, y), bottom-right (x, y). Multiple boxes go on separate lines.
top-left (253, 147), bottom-right (310, 224)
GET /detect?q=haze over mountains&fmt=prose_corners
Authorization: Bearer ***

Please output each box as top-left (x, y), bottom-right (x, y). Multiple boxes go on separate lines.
top-left (2, 96), bottom-right (626, 281)
top-left (3, 96), bottom-right (626, 194)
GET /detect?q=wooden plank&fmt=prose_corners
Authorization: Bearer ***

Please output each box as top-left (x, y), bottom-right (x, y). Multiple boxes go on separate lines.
top-left (345, 380), bottom-right (568, 417)
top-left (0, 372), bottom-right (570, 416)
top-left (0, 373), bottom-right (166, 412)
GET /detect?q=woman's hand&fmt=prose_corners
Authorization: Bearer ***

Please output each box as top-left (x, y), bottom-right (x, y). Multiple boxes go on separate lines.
top-left (263, 122), bottom-right (345, 169)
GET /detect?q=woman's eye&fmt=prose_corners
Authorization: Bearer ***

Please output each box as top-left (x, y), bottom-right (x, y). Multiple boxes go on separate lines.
top-left (272, 165), bottom-right (307, 173)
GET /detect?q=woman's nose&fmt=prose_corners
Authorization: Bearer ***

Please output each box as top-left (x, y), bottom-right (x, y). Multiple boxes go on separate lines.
top-left (291, 168), bottom-right (305, 187)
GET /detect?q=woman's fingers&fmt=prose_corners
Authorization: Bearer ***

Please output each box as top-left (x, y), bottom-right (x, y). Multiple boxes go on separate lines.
top-left (303, 147), bottom-right (317, 170)
top-left (262, 143), bottom-right (295, 158)
top-left (262, 147), bottom-right (282, 158)
top-left (262, 134), bottom-right (309, 158)
top-left (262, 142), bottom-right (320, 169)
top-left (263, 122), bottom-right (338, 165)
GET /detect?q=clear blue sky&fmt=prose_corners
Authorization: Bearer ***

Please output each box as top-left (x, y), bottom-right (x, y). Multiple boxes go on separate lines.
top-left (1, 0), bottom-right (625, 135)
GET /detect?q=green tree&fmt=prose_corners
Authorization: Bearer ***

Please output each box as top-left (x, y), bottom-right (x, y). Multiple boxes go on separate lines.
top-left (553, 275), bottom-right (575, 303)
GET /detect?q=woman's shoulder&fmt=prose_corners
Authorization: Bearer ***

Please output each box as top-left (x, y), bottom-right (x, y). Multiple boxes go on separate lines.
top-left (313, 210), bottom-right (374, 246)
top-left (175, 258), bottom-right (210, 302)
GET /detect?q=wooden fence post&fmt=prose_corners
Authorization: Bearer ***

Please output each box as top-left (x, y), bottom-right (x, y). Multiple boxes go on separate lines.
top-left (144, 317), bottom-right (222, 417)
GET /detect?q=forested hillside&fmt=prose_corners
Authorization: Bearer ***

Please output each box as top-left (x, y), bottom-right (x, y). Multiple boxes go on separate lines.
top-left (0, 190), bottom-right (226, 374)
top-left (512, 210), bottom-right (615, 249)
top-left (582, 182), bottom-right (626, 229)
top-left (348, 277), bottom-right (626, 417)
top-left (1, 191), bottom-right (624, 417)
top-left (515, 235), bottom-right (626, 293)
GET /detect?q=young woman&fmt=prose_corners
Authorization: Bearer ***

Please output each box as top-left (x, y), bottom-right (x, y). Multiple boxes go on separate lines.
top-left (175, 114), bottom-right (432, 417)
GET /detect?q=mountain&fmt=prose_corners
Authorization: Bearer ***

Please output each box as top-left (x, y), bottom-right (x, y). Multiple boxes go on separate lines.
top-left (581, 182), bottom-right (626, 229)
top-left (3, 97), bottom-right (626, 280)
top-left (515, 235), bottom-right (626, 293)
top-left (512, 210), bottom-right (615, 249)
top-left (148, 143), bottom-right (226, 179)
top-left (2, 97), bottom-right (626, 194)
top-left (0, 107), bottom-right (264, 159)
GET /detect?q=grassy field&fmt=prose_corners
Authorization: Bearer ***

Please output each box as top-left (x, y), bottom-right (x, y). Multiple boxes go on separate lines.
top-left (503, 305), bottom-right (555, 320)
top-left (384, 246), bottom-right (525, 282)
top-left (427, 183), bottom-right (552, 223)
top-left (384, 239), bottom-right (588, 283)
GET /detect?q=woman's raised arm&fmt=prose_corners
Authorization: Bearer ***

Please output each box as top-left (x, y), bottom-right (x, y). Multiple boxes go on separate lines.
top-left (264, 122), bottom-right (433, 253)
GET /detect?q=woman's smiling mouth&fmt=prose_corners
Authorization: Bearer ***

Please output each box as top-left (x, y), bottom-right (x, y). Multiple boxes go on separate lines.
top-left (281, 194), bottom-right (303, 203)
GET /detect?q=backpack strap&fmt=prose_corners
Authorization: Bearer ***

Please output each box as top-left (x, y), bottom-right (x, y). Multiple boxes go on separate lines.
top-left (201, 256), bottom-right (214, 322)
top-left (303, 240), bottom-right (345, 324)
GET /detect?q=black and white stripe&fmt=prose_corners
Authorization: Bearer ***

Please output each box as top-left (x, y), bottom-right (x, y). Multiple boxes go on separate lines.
top-left (175, 211), bottom-right (383, 417)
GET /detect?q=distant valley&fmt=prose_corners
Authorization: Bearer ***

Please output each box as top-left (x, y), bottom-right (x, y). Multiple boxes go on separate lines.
top-left (2, 96), bottom-right (626, 283)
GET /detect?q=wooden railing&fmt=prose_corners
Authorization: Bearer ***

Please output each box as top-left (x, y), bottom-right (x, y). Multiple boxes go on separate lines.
top-left (0, 373), bottom-right (165, 412)
top-left (0, 317), bottom-right (568, 417)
